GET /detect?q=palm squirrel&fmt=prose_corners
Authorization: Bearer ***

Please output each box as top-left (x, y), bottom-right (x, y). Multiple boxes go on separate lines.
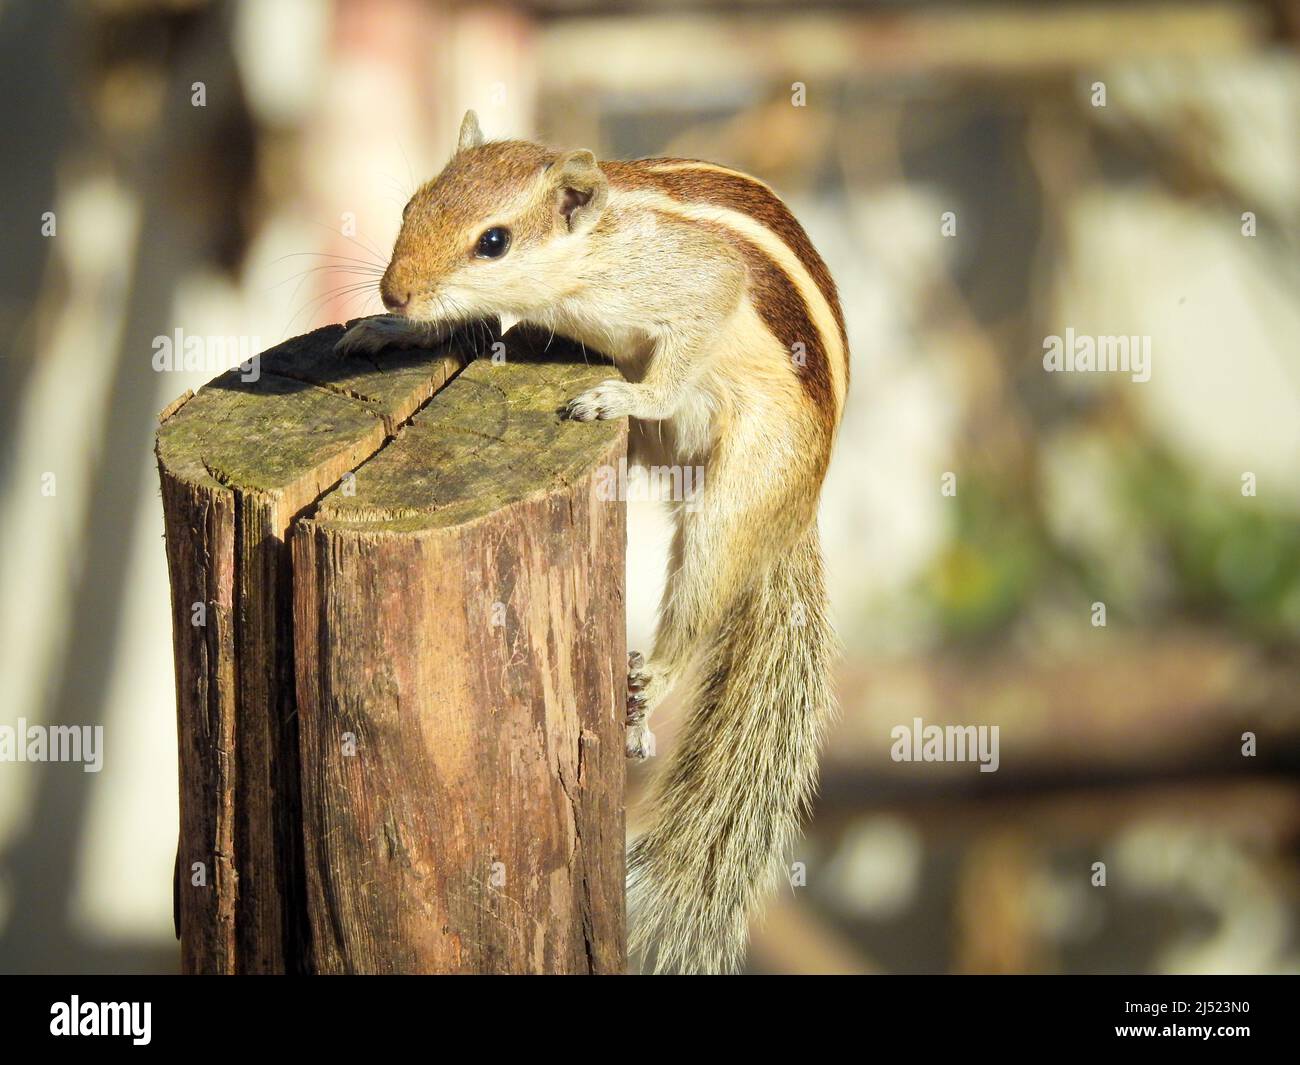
top-left (337, 110), bottom-right (848, 974)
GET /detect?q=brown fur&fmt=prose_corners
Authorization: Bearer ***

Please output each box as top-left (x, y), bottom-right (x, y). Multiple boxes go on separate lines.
top-left (605, 159), bottom-right (849, 388)
top-left (688, 216), bottom-right (836, 435)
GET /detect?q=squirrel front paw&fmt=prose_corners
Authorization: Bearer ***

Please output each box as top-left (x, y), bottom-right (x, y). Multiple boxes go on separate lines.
top-left (565, 380), bottom-right (638, 422)
top-left (335, 314), bottom-right (434, 357)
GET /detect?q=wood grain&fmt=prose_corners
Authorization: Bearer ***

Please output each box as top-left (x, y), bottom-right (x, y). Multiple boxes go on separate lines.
top-left (157, 321), bottom-right (476, 973)
top-left (293, 328), bottom-right (627, 973)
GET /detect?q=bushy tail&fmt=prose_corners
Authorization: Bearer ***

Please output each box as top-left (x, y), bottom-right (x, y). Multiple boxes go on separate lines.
top-left (628, 526), bottom-right (837, 974)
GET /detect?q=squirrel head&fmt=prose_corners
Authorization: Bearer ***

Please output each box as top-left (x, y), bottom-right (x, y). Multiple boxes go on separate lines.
top-left (380, 110), bottom-right (609, 323)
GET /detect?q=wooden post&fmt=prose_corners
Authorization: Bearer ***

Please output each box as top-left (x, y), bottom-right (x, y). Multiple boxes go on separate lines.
top-left (156, 323), bottom-right (627, 974)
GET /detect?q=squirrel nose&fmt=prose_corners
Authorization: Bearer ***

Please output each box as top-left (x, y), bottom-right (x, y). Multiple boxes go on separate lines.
top-left (381, 284), bottom-right (410, 313)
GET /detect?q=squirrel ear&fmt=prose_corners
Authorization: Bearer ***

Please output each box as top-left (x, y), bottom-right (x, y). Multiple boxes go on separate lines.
top-left (457, 110), bottom-right (484, 151)
top-left (550, 149), bottom-right (608, 233)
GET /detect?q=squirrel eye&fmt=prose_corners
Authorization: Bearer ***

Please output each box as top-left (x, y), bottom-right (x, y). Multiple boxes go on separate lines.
top-left (475, 226), bottom-right (511, 259)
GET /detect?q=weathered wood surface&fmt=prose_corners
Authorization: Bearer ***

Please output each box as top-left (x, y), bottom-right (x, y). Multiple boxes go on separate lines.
top-left (156, 320), bottom-right (627, 974)
top-left (156, 321), bottom-right (480, 973)
top-left (293, 328), bottom-right (627, 973)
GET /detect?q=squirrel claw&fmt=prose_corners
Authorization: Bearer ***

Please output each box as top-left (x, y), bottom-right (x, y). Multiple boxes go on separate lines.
top-left (566, 380), bottom-right (635, 421)
top-left (335, 314), bottom-right (441, 357)
top-left (625, 650), bottom-right (654, 759)
top-left (627, 651), bottom-right (649, 692)
top-left (335, 316), bottom-right (399, 357)
top-left (564, 397), bottom-right (597, 422)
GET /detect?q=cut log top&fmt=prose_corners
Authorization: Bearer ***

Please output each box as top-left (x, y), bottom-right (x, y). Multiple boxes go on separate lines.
top-left (314, 352), bottom-right (626, 533)
top-left (155, 320), bottom-right (625, 522)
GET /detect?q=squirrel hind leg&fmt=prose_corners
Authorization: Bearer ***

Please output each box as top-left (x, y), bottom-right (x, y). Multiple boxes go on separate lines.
top-left (626, 651), bottom-right (655, 760)
top-left (625, 650), bottom-right (684, 761)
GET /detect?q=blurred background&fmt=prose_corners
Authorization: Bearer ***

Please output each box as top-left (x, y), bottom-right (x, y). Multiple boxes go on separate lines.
top-left (1, 0), bottom-right (1298, 974)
